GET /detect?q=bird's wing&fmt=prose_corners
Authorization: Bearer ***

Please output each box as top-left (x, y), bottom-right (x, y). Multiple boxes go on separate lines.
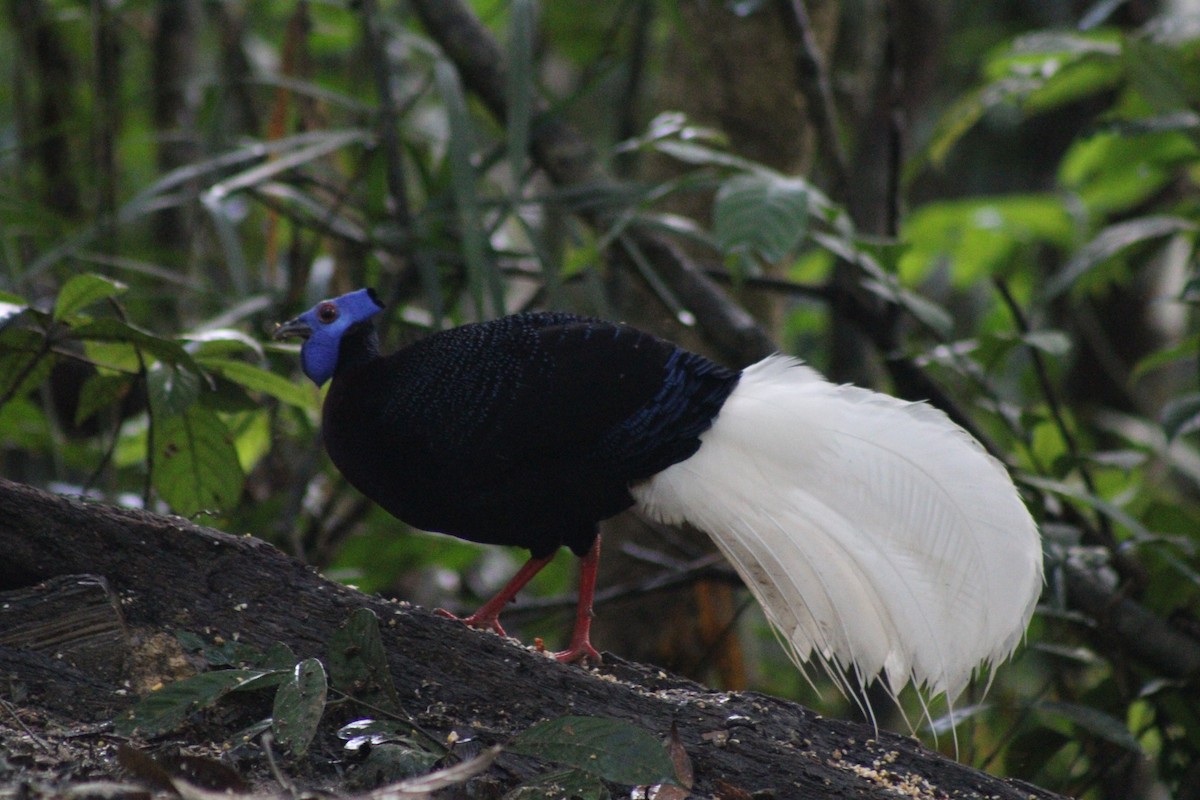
top-left (479, 317), bottom-right (740, 481)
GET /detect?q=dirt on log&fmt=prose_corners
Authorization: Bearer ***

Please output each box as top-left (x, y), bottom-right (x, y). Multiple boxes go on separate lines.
top-left (0, 478), bottom-right (1060, 798)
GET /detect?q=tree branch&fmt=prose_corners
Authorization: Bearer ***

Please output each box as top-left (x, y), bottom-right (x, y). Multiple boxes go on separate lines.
top-left (0, 478), bottom-right (1064, 799)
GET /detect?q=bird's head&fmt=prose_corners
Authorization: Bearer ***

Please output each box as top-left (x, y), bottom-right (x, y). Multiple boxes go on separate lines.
top-left (274, 288), bottom-right (385, 386)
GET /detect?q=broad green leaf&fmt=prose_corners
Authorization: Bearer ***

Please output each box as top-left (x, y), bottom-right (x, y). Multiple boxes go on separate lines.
top-left (0, 329), bottom-right (54, 405)
top-left (262, 642), bottom-right (300, 671)
top-left (1020, 330), bottom-right (1072, 356)
top-left (147, 362), bottom-right (202, 418)
top-left (116, 669), bottom-right (267, 737)
top-left (328, 608), bottom-right (401, 714)
top-left (900, 194), bottom-right (1073, 285)
top-left (184, 329), bottom-right (264, 360)
top-left (354, 744), bottom-right (441, 784)
top-left (1043, 216), bottom-right (1196, 299)
top-left (272, 658), bottom-right (327, 756)
top-left (1035, 700), bottom-right (1143, 753)
top-left (713, 173), bottom-right (810, 266)
top-left (1021, 55), bottom-right (1123, 116)
top-left (199, 357), bottom-right (317, 412)
top-left (70, 318), bottom-right (201, 372)
top-left (509, 716), bottom-right (675, 787)
top-left (151, 405), bottom-right (244, 518)
top-left (1059, 132), bottom-right (1197, 214)
top-left (1161, 394), bottom-right (1200, 441)
top-left (75, 372), bottom-right (137, 427)
top-left (53, 273), bottom-right (127, 321)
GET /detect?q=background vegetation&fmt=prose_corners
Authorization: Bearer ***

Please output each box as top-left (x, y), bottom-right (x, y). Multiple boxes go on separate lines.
top-left (2, 1), bottom-right (1199, 797)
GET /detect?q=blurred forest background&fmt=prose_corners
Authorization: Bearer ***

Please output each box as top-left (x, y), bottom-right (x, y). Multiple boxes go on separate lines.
top-left (2, 0), bottom-right (1200, 797)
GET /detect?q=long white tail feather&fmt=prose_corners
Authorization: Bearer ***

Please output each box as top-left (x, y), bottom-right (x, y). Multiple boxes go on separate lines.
top-left (631, 355), bottom-right (1043, 703)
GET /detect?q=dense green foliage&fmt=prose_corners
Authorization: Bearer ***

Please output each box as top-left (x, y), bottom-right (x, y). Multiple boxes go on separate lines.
top-left (3, 2), bottom-right (1200, 797)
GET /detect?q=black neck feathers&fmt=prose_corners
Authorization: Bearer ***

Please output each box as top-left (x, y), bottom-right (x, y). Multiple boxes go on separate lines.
top-left (335, 322), bottom-right (381, 377)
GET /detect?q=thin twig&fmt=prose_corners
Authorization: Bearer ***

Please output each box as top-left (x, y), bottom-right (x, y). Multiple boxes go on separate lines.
top-left (260, 732), bottom-right (298, 798)
top-left (1, 697), bottom-right (55, 754)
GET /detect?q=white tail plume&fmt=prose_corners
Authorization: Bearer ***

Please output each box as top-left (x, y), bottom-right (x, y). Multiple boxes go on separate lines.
top-left (632, 355), bottom-right (1042, 704)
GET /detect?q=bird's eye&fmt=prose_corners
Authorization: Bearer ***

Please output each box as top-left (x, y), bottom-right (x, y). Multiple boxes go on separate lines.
top-left (316, 302), bottom-right (339, 324)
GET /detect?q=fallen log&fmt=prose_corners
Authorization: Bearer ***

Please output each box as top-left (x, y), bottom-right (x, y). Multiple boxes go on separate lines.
top-left (0, 478), bottom-right (1061, 799)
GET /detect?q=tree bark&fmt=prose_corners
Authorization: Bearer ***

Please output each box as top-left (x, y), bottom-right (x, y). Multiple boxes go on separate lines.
top-left (0, 478), bottom-right (1063, 799)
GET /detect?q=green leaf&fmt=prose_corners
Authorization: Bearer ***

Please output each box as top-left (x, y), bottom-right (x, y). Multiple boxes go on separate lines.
top-left (147, 362), bottom-right (202, 418)
top-left (0, 328), bottom-right (54, 405)
top-left (184, 329), bottom-right (265, 360)
top-left (198, 357), bottom-right (317, 413)
top-left (1133, 332), bottom-right (1200, 379)
top-left (921, 78), bottom-right (1040, 171)
top-left (177, 631), bottom-right (264, 667)
top-left (0, 298), bottom-right (28, 329)
top-left (151, 405), bottom-right (244, 517)
top-left (53, 273), bottom-right (127, 321)
top-left (328, 608), bottom-right (402, 714)
top-left (650, 139), bottom-right (758, 171)
top-left (506, 0), bottom-right (535, 200)
top-left (116, 669), bottom-right (267, 737)
top-left (1034, 700), bottom-right (1143, 753)
top-left (509, 716), bottom-right (675, 787)
top-left (1020, 330), bottom-right (1072, 356)
top-left (899, 194), bottom-right (1073, 285)
top-left (1022, 474), bottom-right (1150, 540)
top-left (272, 658), bottom-right (328, 756)
top-left (1058, 131), bottom-right (1196, 215)
top-left (1161, 394), bottom-right (1200, 441)
top-left (1124, 37), bottom-right (1192, 116)
top-left (713, 173), bottom-right (809, 265)
top-left (1043, 216), bottom-right (1196, 299)
top-left (338, 719), bottom-right (424, 750)
top-left (75, 372), bottom-right (137, 427)
top-left (354, 744), bottom-right (441, 785)
top-left (70, 318), bottom-right (201, 372)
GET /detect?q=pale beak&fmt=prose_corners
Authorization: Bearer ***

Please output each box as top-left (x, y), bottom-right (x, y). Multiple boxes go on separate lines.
top-left (273, 317), bottom-right (312, 341)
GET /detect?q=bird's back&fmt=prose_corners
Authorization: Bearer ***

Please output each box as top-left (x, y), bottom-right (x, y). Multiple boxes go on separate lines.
top-left (322, 313), bottom-right (740, 556)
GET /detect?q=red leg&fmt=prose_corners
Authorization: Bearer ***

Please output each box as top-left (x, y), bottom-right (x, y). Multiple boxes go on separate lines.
top-left (555, 535), bottom-right (602, 665)
top-left (436, 552), bottom-right (555, 636)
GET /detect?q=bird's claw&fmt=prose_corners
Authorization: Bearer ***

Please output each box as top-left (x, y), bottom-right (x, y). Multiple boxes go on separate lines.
top-left (554, 639), bottom-right (602, 666)
top-left (435, 607), bottom-right (507, 637)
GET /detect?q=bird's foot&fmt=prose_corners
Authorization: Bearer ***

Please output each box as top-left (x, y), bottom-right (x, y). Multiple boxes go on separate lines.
top-left (435, 607), bottom-right (507, 637)
top-left (554, 637), bottom-right (601, 666)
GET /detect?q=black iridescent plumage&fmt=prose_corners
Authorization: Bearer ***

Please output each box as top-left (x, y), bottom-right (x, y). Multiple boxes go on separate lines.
top-left (321, 312), bottom-right (740, 558)
top-left (278, 289), bottom-right (1043, 691)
